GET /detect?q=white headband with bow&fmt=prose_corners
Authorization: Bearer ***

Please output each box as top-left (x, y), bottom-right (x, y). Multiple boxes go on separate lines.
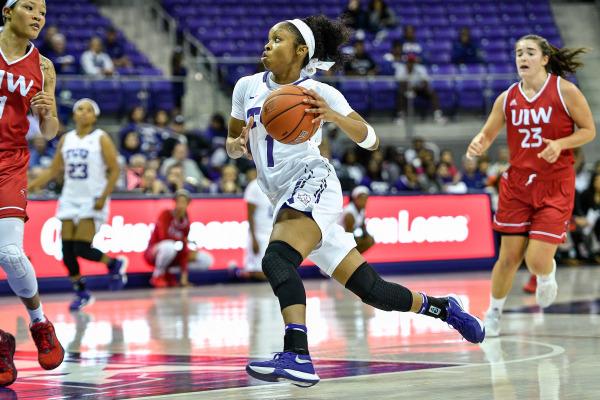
top-left (286, 19), bottom-right (335, 76)
top-left (4, 0), bottom-right (18, 8)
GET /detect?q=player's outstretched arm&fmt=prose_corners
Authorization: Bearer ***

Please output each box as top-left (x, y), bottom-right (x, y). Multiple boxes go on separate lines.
top-left (467, 91), bottom-right (507, 159)
top-left (302, 88), bottom-right (379, 151)
top-left (32, 56), bottom-right (59, 140)
top-left (28, 135), bottom-right (65, 192)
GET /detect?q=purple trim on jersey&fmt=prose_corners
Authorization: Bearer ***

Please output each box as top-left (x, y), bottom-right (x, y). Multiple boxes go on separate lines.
top-left (262, 72), bottom-right (269, 83)
top-left (266, 136), bottom-right (274, 167)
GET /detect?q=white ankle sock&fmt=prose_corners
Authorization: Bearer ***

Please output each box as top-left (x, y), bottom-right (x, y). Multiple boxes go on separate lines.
top-left (27, 305), bottom-right (46, 324)
top-left (538, 260), bottom-right (557, 282)
top-left (488, 296), bottom-right (507, 314)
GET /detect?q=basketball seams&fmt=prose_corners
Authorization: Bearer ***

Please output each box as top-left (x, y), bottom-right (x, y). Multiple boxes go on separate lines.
top-left (262, 98), bottom-right (307, 126)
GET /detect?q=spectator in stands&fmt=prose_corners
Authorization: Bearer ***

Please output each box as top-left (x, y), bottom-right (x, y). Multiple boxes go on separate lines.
top-left (169, 115), bottom-right (209, 164)
top-left (574, 174), bottom-right (600, 263)
top-left (395, 164), bottom-right (421, 192)
top-left (171, 47), bottom-right (187, 111)
top-left (451, 27), bottom-right (483, 65)
top-left (39, 25), bottom-right (59, 55)
top-left (419, 161), bottom-right (442, 193)
top-left (344, 40), bottom-right (378, 76)
top-left (126, 153), bottom-right (146, 191)
top-left (360, 157), bottom-right (389, 194)
top-left (341, 0), bottom-right (368, 32)
top-left (400, 25), bottom-right (423, 61)
top-left (120, 130), bottom-right (142, 163)
top-left (460, 156), bottom-right (486, 190)
top-left (29, 136), bottom-right (54, 169)
top-left (120, 108), bottom-right (162, 157)
top-left (339, 148), bottom-right (365, 185)
top-left (215, 164), bottom-right (242, 194)
top-left (439, 149), bottom-right (460, 180)
top-left (487, 145), bottom-right (510, 179)
top-left (164, 163), bottom-right (197, 193)
top-left (161, 143), bottom-right (209, 191)
top-left (103, 27), bottom-right (132, 69)
top-left (205, 113), bottom-right (229, 168)
top-left (367, 0), bottom-right (396, 34)
top-left (137, 168), bottom-right (167, 194)
top-left (394, 53), bottom-right (446, 124)
top-left (47, 33), bottom-right (78, 74)
top-left (574, 149), bottom-right (591, 192)
top-left (437, 162), bottom-right (467, 194)
top-left (81, 36), bottom-right (115, 77)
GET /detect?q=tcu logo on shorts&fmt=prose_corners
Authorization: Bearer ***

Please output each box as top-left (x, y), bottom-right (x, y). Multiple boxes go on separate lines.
top-left (295, 192), bottom-right (312, 206)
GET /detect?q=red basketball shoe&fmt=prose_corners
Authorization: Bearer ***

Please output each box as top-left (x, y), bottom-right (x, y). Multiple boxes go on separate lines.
top-left (30, 318), bottom-right (65, 370)
top-left (0, 330), bottom-right (17, 387)
top-left (150, 274), bottom-right (169, 288)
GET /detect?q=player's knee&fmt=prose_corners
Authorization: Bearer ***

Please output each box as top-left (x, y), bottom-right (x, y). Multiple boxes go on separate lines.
top-left (345, 262), bottom-right (412, 311)
top-left (524, 252), bottom-right (551, 275)
top-left (262, 241), bottom-right (305, 309)
top-left (497, 253), bottom-right (523, 271)
top-left (0, 243), bottom-right (38, 298)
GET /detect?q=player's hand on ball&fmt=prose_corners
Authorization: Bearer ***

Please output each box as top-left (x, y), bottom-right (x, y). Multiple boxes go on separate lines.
top-left (537, 138), bottom-right (562, 164)
top-left (302, 88), bottom-right (339, 124)
top-left (94, 196), bottom-right (107, 210)
top-left (30, 91), bottom-right (55, 119)
top-left (466, 133), bottom-right (488, 158)
top-left (231, 116), bottom-right (253, 160)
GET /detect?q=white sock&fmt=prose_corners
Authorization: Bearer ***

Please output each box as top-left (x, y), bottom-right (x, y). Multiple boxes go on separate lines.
top-left (27, 305), bottom-right (46, 324)
top-left (488, 295), bottom-right (507, 314)
top-left (538, 260), bottom-right (556, 282)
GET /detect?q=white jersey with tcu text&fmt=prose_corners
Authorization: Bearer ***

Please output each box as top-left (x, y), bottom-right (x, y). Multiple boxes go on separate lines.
top-left (231, 72), bottom-right (354, 204)
top-left (60, 129), bottom-right (107, 200)
top-left (56, 129), bottom-right (109, 228)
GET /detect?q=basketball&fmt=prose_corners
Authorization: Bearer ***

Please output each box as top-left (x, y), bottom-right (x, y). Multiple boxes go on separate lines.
top-left (260, 85), bottom-right (320, 145)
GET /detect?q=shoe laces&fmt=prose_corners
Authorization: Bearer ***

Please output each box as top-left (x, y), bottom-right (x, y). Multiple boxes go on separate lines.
top-left (31, 324), bottom-right (54, 354)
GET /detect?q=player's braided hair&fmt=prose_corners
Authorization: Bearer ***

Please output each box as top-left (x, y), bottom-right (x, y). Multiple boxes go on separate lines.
top-left (286, 15), bottom-right (350, 71)
top-left (517, 34), bottom-right (588, 78)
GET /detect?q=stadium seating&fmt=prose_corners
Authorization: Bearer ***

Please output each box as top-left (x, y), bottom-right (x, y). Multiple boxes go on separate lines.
top-left (161, 0), bottom-right (563, 115)
top-left (45, 0), bottom-right (171, 114)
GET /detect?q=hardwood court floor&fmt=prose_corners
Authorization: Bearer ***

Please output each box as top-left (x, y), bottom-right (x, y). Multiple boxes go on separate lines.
top-left (2, 266), bottom-right (600, 399)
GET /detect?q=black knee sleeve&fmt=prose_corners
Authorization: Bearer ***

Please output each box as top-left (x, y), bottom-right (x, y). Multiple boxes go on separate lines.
top-left (345, 263), bottom-right (413, 312)
top-left (73, 241), bottom-right (104, 262)
top-left (62, 240), bottom-right (80, 277)
top-left (262, 241), bottom-right (305, 310)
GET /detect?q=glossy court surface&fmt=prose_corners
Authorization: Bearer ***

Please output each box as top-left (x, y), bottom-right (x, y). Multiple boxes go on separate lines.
top-left (1, 267), bottom-right (600, 399)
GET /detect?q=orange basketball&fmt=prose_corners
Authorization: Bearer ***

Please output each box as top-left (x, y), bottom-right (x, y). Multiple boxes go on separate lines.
top-left (260, 85), bottom-right (320, 145)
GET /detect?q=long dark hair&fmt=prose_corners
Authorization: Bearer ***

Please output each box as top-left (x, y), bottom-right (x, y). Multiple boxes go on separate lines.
top-left (286, 15), bottom-right (350, 71)
top-left (516, 34), bottom-right (588, 77)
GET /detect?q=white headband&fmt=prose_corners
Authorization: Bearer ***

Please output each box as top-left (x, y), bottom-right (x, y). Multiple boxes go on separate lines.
top-left (4, 0), bottom-right (18, 8)
top-left (73, 98), bottom-right (101, 116)
top-left (286, 19), bottom-right (335, 76)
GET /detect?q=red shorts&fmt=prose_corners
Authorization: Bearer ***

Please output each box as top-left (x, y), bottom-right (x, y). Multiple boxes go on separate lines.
top-left (0, 149), bottom-right (29, 221)
top-left (493, 167), bottom-right (575, 244)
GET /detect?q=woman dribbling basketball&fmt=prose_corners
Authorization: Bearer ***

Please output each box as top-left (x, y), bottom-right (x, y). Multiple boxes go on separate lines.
top-left (227, 15), bottom-right (485, 387)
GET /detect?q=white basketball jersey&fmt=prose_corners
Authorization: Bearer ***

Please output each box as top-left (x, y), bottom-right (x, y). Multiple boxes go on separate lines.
top-left (60, 129), bottom-right (107, 200)
top-left (244, 179), bottom-right (273, 238)
top-left (340, 202), bottom-right (365, 231)
top-left (231, 72), bottom-right (354, 203)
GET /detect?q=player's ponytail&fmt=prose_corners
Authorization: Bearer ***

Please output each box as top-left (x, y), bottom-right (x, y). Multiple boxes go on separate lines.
top-left (517, 34), bottom-right (588, 78)
top-left (287, 15), bottom-right (350, 71)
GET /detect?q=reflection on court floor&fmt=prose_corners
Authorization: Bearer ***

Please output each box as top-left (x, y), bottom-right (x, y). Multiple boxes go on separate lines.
top-left (1, 267), bottom-right (600, 399)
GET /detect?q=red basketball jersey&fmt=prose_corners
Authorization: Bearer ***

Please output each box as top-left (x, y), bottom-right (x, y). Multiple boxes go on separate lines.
top-left (504, 74), bottom-right (574, 176)
top-left (0, 44), bottom-right (43, 150)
